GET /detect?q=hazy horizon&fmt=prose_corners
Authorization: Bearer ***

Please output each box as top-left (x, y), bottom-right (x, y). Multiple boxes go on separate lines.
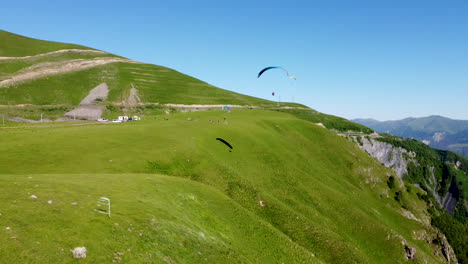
top-left (351, 115), bottom-right (468, 122)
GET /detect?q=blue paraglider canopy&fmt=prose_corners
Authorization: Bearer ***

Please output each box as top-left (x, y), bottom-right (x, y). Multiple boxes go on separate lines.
top-left (258, 66), bottom-right (296, 97)
top-left (257, 66), bottom-right (296, 80)
top-left (222, 105), bottom-right (231, 112)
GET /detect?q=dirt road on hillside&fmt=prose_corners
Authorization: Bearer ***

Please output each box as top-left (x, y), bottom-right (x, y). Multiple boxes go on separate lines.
top-left (0, 58), bottom-right (141, 87)
top-left (163, 104), bottom-right (309, 110)
top-left (0, 49), bottom-right (108, 61)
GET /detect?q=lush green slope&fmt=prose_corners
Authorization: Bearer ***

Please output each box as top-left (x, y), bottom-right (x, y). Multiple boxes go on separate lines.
top-left (277, 109), bottom-right (373, 133)
top-left (0, 109), bottom-right (448, 263)
top-left (0, 62), bottom-right (291, 106)
top-left (0, 173), bottom-right (316, 263)
top-left (0, 29), bottom-right (95, 57)
top-left (0, 31), bottom-right (289, 108)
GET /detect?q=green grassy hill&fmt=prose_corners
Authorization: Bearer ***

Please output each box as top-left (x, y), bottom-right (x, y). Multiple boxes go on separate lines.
top-left (0, 30), bottom-right (95, 57)
top-left (0, 30), bottom-right (287, 110)
top-left (0, 62), bottom-right (278, 106)
top-left (0, 30), bottom-right (460, 263)
top-left (0, 109), bottom-right (452, 263)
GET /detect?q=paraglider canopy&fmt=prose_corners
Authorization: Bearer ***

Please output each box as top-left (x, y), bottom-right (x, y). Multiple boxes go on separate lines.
top-left (221, 105), bottom-right (231, 113)
top-left (257, 66), bottom-right (296, 79)
top-left (258, 66), bottom-right (295, 98)
top-left (216, 138), bottom-right (233, 152)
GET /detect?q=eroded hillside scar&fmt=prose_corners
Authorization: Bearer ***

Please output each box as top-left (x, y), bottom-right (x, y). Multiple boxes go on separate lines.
top-left (65, 83), bottom-right (109, 120)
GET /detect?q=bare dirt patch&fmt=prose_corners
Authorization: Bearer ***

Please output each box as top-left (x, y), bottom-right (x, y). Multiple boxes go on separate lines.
top-left (127, 83), bottom-right (141, 106)
top-left (65, 83), bottom-right (109, 120)
top-left (79, 83), bottom-right (109, 105)
top-left (65, 106), bottom-right (104, 120)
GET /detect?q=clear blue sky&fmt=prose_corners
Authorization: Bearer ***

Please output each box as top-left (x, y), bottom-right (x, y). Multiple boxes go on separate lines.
top-left (2, 0), bottom-right (467, 120)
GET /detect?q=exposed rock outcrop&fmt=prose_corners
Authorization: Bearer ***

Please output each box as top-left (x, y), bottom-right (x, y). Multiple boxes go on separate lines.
top-left (346, 135), bottom-right (459, 214)
top-left (71, 247), bottom-right (87, 258)
top-left (437, 231), bottom-right (458, 263)
top-left (404, 245), bottom-right (416, 260)
top-left (441, 192), bottom-right (457, 215)
top-left (346, 134), bottom-right (459, 262)
top-left (348, 136), bottom-right (414, 178)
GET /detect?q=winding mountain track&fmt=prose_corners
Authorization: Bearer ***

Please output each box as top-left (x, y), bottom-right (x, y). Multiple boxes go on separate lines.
top-left (0, 49), bottom-right (108, 61)
top-left (0, 57), bottom-right (142, 87)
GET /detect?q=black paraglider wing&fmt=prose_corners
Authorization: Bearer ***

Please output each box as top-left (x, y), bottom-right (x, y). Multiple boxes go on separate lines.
top-left (216, 138), bottom-right (233, 149)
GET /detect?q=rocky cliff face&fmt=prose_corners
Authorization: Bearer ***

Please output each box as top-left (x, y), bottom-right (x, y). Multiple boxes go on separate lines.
top-left (344, 134), bottom-right (459, 263)
top-left (351, 135), bottom-right (414, 179)
top-left (345, 134), bottom-right (457, 214)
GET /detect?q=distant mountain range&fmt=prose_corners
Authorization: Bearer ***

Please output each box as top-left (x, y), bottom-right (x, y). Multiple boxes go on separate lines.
top-left (353, 115), bottom-right (468, 157)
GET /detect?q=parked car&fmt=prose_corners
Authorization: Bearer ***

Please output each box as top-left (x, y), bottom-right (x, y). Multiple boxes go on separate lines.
top-left (118, 116), bottom-right (129, 121)
top-left (97, 118), bottom-right (108, 122)
top-left (112, 119), bottom-right (122, 123)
